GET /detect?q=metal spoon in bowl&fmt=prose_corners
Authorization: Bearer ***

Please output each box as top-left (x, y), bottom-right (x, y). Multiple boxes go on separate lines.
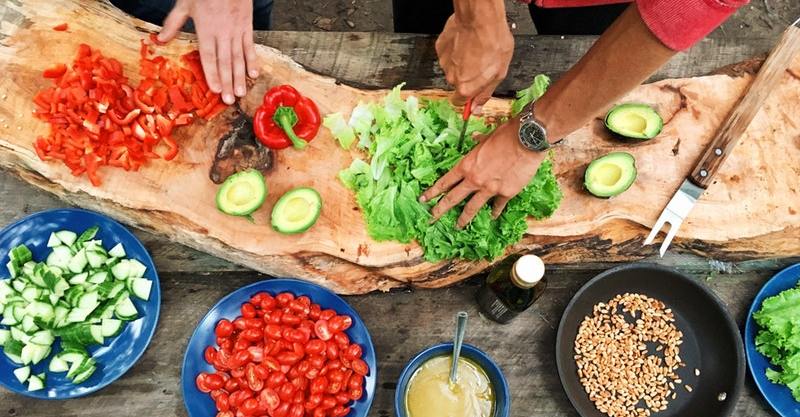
top-left (449, 311), bottom-right (469, 387)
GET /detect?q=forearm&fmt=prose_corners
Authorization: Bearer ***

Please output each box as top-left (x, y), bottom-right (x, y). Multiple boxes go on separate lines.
top-left (453, 0), bottom-right (506, 27)
top-left (535, 4), bottom-right (676, 142)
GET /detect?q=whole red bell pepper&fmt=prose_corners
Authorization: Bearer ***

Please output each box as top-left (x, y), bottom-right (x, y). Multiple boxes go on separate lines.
top-left (253, 85), bottom-right (321, 150)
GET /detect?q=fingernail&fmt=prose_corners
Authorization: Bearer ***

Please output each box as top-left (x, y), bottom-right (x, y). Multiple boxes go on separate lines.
top-left (473, 105), bottom-right (483, 115)
top-left (249, 69), bottom-right (259, 78)
top-left (223, 93), bottom-right (235, 104)
top-left (235, 86), bottom-right (246, 97)
top-left (419, 196), bottom-right (427, 203)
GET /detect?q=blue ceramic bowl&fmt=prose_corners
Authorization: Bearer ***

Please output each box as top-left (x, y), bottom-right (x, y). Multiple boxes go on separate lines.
top-left (395, 343), bottom-right (510, 417)
top-left (182, 278), bottom-right (377, 417)
top-left (0, 208), bottom-right (161, 399)
top-left (745, 263), bottom-right (800, 417)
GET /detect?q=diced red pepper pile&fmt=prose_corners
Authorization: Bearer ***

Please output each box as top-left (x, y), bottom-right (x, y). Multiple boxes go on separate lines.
top-left (197, 291), bottom-right (369, 417)
top-left (32, 35), bottom-right (227, 186)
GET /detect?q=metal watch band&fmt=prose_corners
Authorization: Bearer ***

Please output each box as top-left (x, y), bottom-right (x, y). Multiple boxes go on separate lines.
top-left (517, 102), bottom-right (550, 152)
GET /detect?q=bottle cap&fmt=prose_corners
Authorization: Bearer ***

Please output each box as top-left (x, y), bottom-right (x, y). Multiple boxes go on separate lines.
top-left (511, 255), bottom-right (545, 289)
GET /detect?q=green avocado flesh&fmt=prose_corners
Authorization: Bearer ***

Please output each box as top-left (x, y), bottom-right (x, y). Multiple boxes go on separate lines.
top-left (216, 170), bottom-right (267, 216)
top-left (584, 152), bottom-right (637, 198)
top-left (605, 103), bottom-right (663, 140)
top-left (271, 187), bottom-right (322, 234)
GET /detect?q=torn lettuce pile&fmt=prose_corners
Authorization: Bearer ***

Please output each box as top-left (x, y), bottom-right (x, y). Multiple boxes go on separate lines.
top-left (324, 77), bottom-right (561, 262)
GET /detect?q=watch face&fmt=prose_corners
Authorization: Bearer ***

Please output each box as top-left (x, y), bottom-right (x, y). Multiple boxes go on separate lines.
top-left (519, 121), bottom-right (549, 152)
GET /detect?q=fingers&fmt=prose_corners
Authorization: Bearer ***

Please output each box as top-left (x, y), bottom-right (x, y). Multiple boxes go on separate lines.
top-left (471, 88), bottom-right (494, 115)
top-left (216, 37), bottom-right (235, 104)
top-left (231, 38), bottom-right (247, 98)
top-left (457, 191), bottom-right (492, 228)
top-left (430, 182), bottom-right (476, 221)
top-left (158, 2), bottom-right (189, 43)
top-left (492, 196), bottom-right (511, 218)
top-left (243, 28), bottom-right (259, 78)
top-left (420, 167), bottom-right (462, 203)
top-left (198, 32), bottom-right (221, 93)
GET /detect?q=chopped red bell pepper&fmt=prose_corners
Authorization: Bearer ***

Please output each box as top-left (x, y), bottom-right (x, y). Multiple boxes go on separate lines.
top-left (53, 23), bottom-right (69, 31)
top-left (253, 85), bottom-right (321, 150)
top-left (42, 64), bottom-right (67, 79)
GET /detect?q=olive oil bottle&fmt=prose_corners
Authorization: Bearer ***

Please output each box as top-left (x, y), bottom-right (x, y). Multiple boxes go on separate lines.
top-left (476, 254), bottom-right (547, 324)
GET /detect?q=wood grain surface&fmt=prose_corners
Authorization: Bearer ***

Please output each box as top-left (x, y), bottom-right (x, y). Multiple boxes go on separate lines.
top-left (1, 0), bottom-right (799, 295)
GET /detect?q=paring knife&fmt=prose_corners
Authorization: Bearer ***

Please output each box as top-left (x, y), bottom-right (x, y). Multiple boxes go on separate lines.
top-left (645, 17), bottom-right (800, 257)
top-left (457, 98), bottom-right (473, 147)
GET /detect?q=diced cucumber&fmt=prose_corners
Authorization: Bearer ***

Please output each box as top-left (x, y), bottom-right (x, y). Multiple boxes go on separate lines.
top-left (10, 327), bottom-right (30, 344)
top-left (53, 305), bottom-right (69, 328)
top-left (88, 271), bottom-right (108, 285)
top-left (75, 226), bottom-right (98, 246)
top-left (55, 230), bottom-right (78, 247)
top-left (0, 280), bottom-right (13, 302)
top-left (1, 305), bottom-right (19, 325)
top-left (21, 287), bottom-right (41, 303)
top-left (13, 366), bottom-right (30, 384)
top-left (69, 272), bottom-right (89, 285)
top-left (82, 240), bottom-right (103, 251)
top-left (67, 249), bottom-right (88, 274)
top-left (11, 279), bottom-right (26, 293)
top-left (66, 307), bottom-right (95, 324)
top-left (21, 314), bottom-right (37, 333)
top-left (67, 357), bottom-right (94, 380)
top-left (27, 373), bottom-right (45, 391)
top-left (7, 261), bottom-right (19, 278)
top-left (129, 278), bottom-right (152, 301)
top-left (24, 343), bottom-right (51, 365)
top-left (86, 250), bottom-right (107, 269)
top-left (30, 330), bottom-right (54, 346)
top-left (77, 292), bottom-right (99, 310)
top-left (10, 245), bottom-right (32, 265)
top-left (71, 364), bottom-right (96, 384)
top-left (53, 278), bottom-right (69, 296)
top-left (27, 300), bottom-right (54, 321)
top-left (65, 286), bottom-right (85, 307)
top-left (108, 243), bottom-right (126, 258)
top-left (127, 259), bottom-right (147, 278)
top-left (20, 343), bottom-right (35, 365)
top-left (114, 297), bottom-right (138, 321)
top-left (14, 305), bottom-right (27, 323)
top-left (0, 328), bottom-right (9, 346)
top-left (47, 233), bottom-right (61, 248)
top-left (48, 355), bottom-right (69, 372)
top-left (46, 245), bottom-right (72, 270)
top-left (100, 318), bottom-right (123, 337)
top-left (97, 281), bottom-right (123, 299)
top-left (5, 352), bottom-right (22, 364)
top-left (42, 269), bottom-right (60, 292)
top-left (111, 260), bottom-right (130, 280)
top-left (57, 351), bottom-right (87, 364)
top-left (90, 325), bottom-right (104, 344)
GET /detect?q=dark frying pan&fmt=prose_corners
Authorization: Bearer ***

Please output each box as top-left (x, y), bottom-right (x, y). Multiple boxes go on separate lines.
top-left (556, 263), bottom-right (745, 417)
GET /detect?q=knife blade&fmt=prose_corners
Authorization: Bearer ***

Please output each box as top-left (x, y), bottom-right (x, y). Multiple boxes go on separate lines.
top-left (644, 17), bottom-right (800, 256)
top-left (457, 98), bottom-right (473, 147)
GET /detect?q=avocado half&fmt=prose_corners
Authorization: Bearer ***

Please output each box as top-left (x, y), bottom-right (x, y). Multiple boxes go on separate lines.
top-left (271, 187), bottom-right (323, 234)
top-left (216, 169), bottom-right (268, 216)
top-left (604, 103), bottom-right (663, 140)
top-left (584, 152), bottom-right (637, 198)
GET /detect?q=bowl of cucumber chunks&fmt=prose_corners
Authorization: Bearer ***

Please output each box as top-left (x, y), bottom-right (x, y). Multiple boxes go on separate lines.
top-left (0, 208), bottom-right (160, 399)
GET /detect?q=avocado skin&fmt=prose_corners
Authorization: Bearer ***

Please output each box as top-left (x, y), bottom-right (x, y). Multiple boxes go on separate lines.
top-left (604, 103), bottom-right (663, 140)
top-left (271, 187), bottom-right (323, 235)
top-left (584, 152), bottom-right (638, 198)
top-left (215, 169), bottom-right (268, 216)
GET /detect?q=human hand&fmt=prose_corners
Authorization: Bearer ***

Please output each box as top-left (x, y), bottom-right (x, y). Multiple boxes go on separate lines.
top-left (420, 118), bottom-right (545, 228)
top-left (435, 13), bottom-right (513, 114)
top-left (158, 0), bottom-right (259, 105)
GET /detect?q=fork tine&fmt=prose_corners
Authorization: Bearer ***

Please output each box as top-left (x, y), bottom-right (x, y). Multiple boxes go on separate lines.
top-left (658, 220), bottom-right (681, 257)
top-left (644, 215), bottom-right (667, 245)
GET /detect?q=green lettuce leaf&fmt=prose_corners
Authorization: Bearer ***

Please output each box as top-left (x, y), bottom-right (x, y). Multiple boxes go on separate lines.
top-left (323, 113), bottom-right (356, 149)
top-left (329, 77), bottom-right (562, 261)
top-left (510, 74), bottom-right (550, 116)
top-left (753, 284), bottom-right (800, 401)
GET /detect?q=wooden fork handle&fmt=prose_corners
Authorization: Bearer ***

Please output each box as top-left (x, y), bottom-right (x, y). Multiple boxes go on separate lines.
top-left (689, 22), bottom-right (800, 189)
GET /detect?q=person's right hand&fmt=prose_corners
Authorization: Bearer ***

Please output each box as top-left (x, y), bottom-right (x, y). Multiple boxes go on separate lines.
top-left (158, 0), bottom-right (260, 105)
top-left (435, 13), bottom-right (514, 114)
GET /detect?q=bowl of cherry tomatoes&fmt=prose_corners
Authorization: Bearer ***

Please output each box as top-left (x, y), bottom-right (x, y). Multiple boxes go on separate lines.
top-left (181, 279), bottom-right (376, 417)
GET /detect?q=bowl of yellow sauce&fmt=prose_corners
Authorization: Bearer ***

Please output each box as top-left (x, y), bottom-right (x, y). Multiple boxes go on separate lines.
top-left (395, 343), bottom-right (510, 417)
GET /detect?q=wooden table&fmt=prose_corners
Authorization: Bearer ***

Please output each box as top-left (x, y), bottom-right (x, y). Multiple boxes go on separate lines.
top-left (1, 31), bottom-right (796, 417)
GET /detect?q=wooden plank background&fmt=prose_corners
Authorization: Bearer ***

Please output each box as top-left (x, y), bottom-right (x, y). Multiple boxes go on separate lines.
top-left (0, 29), bottom-right (796, 417)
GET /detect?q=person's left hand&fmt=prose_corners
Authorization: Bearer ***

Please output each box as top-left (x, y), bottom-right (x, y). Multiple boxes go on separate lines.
top-left (420, 118), bottom-right (545, 228)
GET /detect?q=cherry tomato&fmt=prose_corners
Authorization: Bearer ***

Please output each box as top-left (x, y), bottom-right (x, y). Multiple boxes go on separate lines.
top-left (351, 359), bottom-right (369, 376)
top-left (263, 356), bottom-right (281, 371)
top-left (267, 372), bottom-right (287, 388)
top-left (258, 387), bottom-right (280, 411)
top-left (278, 352), bottom-right (302, 365)
top-left (268, 311), bottom-right (283, 324)
top-left (247, 346), bottom-right (264, 363)
top-left (205, 373), bottom-right (225, 390)
top-left (215, 392), bottom-right (230, 412)
top-left (335, 392), bottom-right (350, 405)
top-left (281, 313), bottom-right (301, 326)
top-left (246, 365), bottom-right (264, 391)
top-left (234, 338), bottom-right (251, 352)
top-left (289, 404), bottom-right (304, 417)
top-left (305, 339), bottom-right (325, 355)
top-left (229, 390), bottom-right (251, 408)
top-left (293, 390), bottom-right (305, 404)
top-left (241, 328), bottom-right (263, 342)
top-left (216, 319), bottom-right (234, 337)
top-left (273, 402), bottom-right (290, 417)
top-left (306, 367), bottom-right (320, 380)
top-left (289, 300), bottom-right (310, 316)
top-left (205, 346), bottom-right (218, 364)
top-left (244, 318), bottom-right (263, 329)
top-left (233, 317), bottom-right (247, 330)
top-left (239, 398), bottom-right (260, 416)
top-left (276, 292), bottom-right (295, 306)
top-left (265, 324), bottom-right (283, 340)
top-left (196, 373), bottom-right (212, 393)
top-left (314, 320), bottom-right (332, 341)
top-left (224, 377), bottom-right (240, 392)
top-left (252, 364), bottom-right (269, 379)
top-left (334, 332), bottom-right (349, 346)
top-left (249, 292), bottom-right (266, 305)
top-left (278, 382), bottom-right (296, 401)
top-left (306, 392), bottom-right (323, 410)
top-left (348, 374), bottom-right (363, 391)
top-left (320, 396), bottom-right (337, 410)
top-left (349, 387), bottom-right (363, 401)
top-left (241, 303), bottom-right (257, 318)
top-left (230, 350), bottom-right (251, 368)
top-left (260, 294), bottom-right (277, 310)
top-left (310, 375), bottom-right (329, 394)
top-left (231, 367), bottom-right (245, 378)
top-left (217, 412), bottom-right (234, 417)
top-left (309, 304), bottom-right (322, 320)
top-left (326, 341), bottom-right (339, 359)
top-left (344, 344), bottom-right (362, 361)
top-left (332, 405), bottom-right (351, 417)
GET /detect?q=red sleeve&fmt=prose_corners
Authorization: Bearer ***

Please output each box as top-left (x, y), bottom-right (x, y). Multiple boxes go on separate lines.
top-left (636, 0), bottom-right (749, 51)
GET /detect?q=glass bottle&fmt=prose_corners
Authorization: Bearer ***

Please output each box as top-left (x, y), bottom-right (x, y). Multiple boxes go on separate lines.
top-left (475, 254), bottom-right (547, 324)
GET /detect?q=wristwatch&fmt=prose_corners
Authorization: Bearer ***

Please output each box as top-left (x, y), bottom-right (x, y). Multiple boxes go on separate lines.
top-left (517, 102), bottom-right (551, 152)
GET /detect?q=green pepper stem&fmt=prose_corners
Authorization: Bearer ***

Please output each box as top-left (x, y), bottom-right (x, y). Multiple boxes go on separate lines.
top-left (273, 106), bottom-right (307, 150)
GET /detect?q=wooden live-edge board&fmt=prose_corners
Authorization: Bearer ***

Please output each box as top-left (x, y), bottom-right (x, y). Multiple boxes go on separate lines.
top-left (0, 0), bottom-right (799, 294)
